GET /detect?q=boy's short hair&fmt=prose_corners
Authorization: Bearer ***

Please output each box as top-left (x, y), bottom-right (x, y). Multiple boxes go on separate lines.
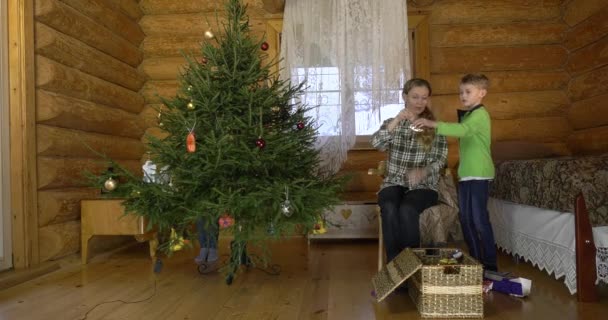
top-left (461, 73), bottom-right (489, 90)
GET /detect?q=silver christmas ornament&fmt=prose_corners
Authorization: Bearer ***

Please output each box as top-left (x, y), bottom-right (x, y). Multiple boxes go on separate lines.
top-left (281, 199), bottom-right (293, 217)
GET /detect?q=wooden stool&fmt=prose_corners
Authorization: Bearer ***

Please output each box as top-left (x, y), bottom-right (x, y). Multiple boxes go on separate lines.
top-left (81, 199), bottom-right (157, 264)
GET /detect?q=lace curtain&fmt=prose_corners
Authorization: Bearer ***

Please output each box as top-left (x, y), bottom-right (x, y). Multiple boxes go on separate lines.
top-left (280, 0), bottom-right (411, 174)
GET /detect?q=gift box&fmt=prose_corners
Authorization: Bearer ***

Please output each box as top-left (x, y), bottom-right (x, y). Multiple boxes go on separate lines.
top-left (483, 270), bottom-right (531, 298)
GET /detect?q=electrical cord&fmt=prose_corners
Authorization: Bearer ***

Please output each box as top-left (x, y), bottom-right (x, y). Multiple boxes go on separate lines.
top-left (79, 277), bottom-right (158, 320)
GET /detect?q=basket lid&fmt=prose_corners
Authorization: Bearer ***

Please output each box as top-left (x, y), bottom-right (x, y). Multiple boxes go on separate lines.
top-left (372, 248), bottom-right (422, 302)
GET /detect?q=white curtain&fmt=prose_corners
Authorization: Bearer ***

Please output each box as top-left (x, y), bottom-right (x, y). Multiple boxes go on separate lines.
top-left (280, 0), bottom-right (411, 174)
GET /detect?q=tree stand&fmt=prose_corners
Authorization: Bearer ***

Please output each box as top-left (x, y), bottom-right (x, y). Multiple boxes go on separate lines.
top-left (196, 241), bottom-right (281, 285)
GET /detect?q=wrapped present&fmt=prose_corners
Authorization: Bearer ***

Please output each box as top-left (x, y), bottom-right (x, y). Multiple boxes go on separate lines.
top-left (483, 270), bottom-right (531, 298)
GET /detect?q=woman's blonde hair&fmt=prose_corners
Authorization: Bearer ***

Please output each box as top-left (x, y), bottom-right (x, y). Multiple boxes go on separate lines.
top-left (402, 78), bottom-right (436, 151)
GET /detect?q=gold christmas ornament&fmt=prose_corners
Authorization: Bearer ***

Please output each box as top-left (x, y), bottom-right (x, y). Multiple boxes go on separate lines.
top-left (187, 101), bottom-right (195, 110)
top-left (187, 85), bottom-right (193, 92)
top-left (204, 30), bottom-right (215, 40)
top-left (103, 177), bottom-right (118, 191)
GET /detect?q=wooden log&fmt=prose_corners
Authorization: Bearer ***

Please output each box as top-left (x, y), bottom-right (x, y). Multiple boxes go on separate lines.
top-left (36, 55), bottom-right (144, 114)
top-left (564, 0), bottom-right (607, 27)
top-left (431, 22), bottom-right (565, 47)
top-left (37, 90), bottom-right (145, 139)
top-left (492, 117), bottom-right (571, 143)
top-left (140, 57), bottom-right (188, 81)
top-left (37, 157), bottom-right (141, 190)
top-left (431, 71), bottom-right (569, 95)
top-left (341, 150), bottom-right (386, 171)
top-left (35, 0), bottom-right (142, 67)
top-left (142, 36), bottom-right (203, 58)
top-left (139, 13), bottom-right (267, 37)
top-left (35, 23), bottom-right (145, 92)
top-left (567, 35), bottom-right (608, 76)
top-left (431, 91), bottom-right (569, 122)
top-left (564, 5), bottom-right (608, 51)
top-left (140, 80), bottom-right (179, 104)
top-left (106, 0), bottom-right (142, 21)
top-left (38, 221), bottom-right (80, 261)
top-left (262, 0), bottom-right (285, 14)
top-left (142, 127), bottom-right (170, 144)
top-left (139, 0), bottom-right (268, 15)
top-left (340, 170), bottom-right (383, 193)
top-left (568, 64), bottom-right (608, 102)
top-left (426, 0), bottom-right (561, 25)
top-left (139, 104), bottom-right (163, 129)
top-left (574, 193), bottom-right (599, 302)
top-left (38, 188), bottom-right (99, 227)
top-left (60, 0), bottom-right (145, 46)
top-left (37, 125), bottom-right (145, 159)
top-left (567, 126), bottom-right (608, 155)
top-left (431, 45), bottom-right (567, 73)
top-left (568, 93), bottom-right (608, 130)
top-left (492, 141), bottom-right (571, 162)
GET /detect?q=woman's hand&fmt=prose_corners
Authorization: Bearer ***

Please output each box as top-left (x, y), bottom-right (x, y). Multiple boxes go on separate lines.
top-left (406, 168), bottom-right (427, 186)
top-left (412, 118), bottom-right (437, 129)
top-left (388, 109), bottom-right (415, 132)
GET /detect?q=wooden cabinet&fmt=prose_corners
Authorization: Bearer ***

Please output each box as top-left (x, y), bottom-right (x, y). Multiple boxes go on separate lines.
top-left (81, 199), bottom-right (157, 264)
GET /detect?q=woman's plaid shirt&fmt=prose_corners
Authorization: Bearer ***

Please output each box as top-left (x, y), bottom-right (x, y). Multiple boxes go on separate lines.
top-left (371, 118), bottom-right (448, 191)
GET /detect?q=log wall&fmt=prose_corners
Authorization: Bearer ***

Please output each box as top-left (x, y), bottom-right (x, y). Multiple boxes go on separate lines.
top-left (406, 0), bottom-right (573, 164)
top-left (34, 0), bottom-right (145, 261)
top-left (564, 1), bottom-right (608, 155)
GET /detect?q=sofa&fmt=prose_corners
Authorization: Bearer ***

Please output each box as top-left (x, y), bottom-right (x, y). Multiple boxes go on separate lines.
top-left (488, 154), bottom-right (608, 300)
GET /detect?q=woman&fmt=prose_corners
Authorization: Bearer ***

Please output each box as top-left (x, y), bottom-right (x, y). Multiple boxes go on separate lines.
top-left (371, 78), bottom-right (448, 263)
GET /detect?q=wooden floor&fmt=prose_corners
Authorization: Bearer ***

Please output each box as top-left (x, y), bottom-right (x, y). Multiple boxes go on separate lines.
top-left (0, 238), bottom-right (607, 320)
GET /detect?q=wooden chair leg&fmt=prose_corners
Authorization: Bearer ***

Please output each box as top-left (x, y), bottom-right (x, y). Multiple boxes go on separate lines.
top-left (575, 193), bottom-right (598, 302)
top-left (377, 207), bottom-right (384, 271)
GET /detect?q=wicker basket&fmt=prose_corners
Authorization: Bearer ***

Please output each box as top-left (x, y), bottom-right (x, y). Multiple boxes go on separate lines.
top-left (407, 248), bottom-right (483, 318)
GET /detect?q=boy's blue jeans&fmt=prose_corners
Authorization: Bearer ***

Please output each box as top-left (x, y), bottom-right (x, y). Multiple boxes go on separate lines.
top-left (458, 180), bottom-right (497, 271)
top-left (197, 218), bottom-right (218, 249)
top-left (378, 186), bottom-right (438, 263)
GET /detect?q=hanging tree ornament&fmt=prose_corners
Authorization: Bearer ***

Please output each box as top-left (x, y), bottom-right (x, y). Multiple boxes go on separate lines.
top-left (204, 29), bottom-right (215, 40)
top-left (267, 221), bottom-right (276, 235)
top-left (157, 106), bottom-right (164, 127)
top-left (200, 56), bottom-right (208, 65)
top-left (281, 186), bottom-right (293, 217)
top-left (261, 41), bottom-right (269, 51)
top-left (186, 119), bottom-right (197, 153)
top-left (296, 121), bottom-right (305, 130)
top-left (104, 177), bottom-right (118, 192)
top-left (271, 106), bottom-right (280, 113)
top-left (255, 136), bottom-right (266, 149)
top-left (187, 100), bottom-right (195, 110)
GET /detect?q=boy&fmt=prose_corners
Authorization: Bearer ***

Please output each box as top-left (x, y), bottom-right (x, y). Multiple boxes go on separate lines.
top-left (413, 74), bottom-right (497, 271)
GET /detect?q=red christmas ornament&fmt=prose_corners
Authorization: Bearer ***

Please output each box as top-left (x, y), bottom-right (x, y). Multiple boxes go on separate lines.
top-left (218, 214), bottom-right (235, 229)
top-left (255, 137), bottom-right (266, 149)
top-left (186, 132), bottom-right (196, 153)
top-left (260, 42), bottom-right (269, 51)
top-left (200, 57), bottom-right (208, 64)
top-left (297, 122), bottom-right (305, 130)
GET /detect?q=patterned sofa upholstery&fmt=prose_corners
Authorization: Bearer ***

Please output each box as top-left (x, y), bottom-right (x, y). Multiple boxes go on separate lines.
top-left (491, 154), bottom-right (608, 227)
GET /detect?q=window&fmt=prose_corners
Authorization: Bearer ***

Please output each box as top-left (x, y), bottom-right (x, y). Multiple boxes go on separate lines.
top-left (267, 15), bottom-right (430, 147)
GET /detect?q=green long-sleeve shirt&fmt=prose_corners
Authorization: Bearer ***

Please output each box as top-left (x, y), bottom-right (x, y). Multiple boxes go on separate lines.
top-left (436, 105), bottom-right (494, 180)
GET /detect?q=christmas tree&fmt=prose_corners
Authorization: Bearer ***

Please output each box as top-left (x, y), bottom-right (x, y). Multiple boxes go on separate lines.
top-left (103, 0), bottom-right (343, 281)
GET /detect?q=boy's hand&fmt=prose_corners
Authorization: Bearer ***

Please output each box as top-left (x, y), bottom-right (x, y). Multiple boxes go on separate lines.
top-left (413, 118), bottom-right (437, 128)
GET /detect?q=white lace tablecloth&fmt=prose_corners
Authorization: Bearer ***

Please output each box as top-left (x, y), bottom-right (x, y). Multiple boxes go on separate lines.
top-left (488, 198), bottom-right (608, 294)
